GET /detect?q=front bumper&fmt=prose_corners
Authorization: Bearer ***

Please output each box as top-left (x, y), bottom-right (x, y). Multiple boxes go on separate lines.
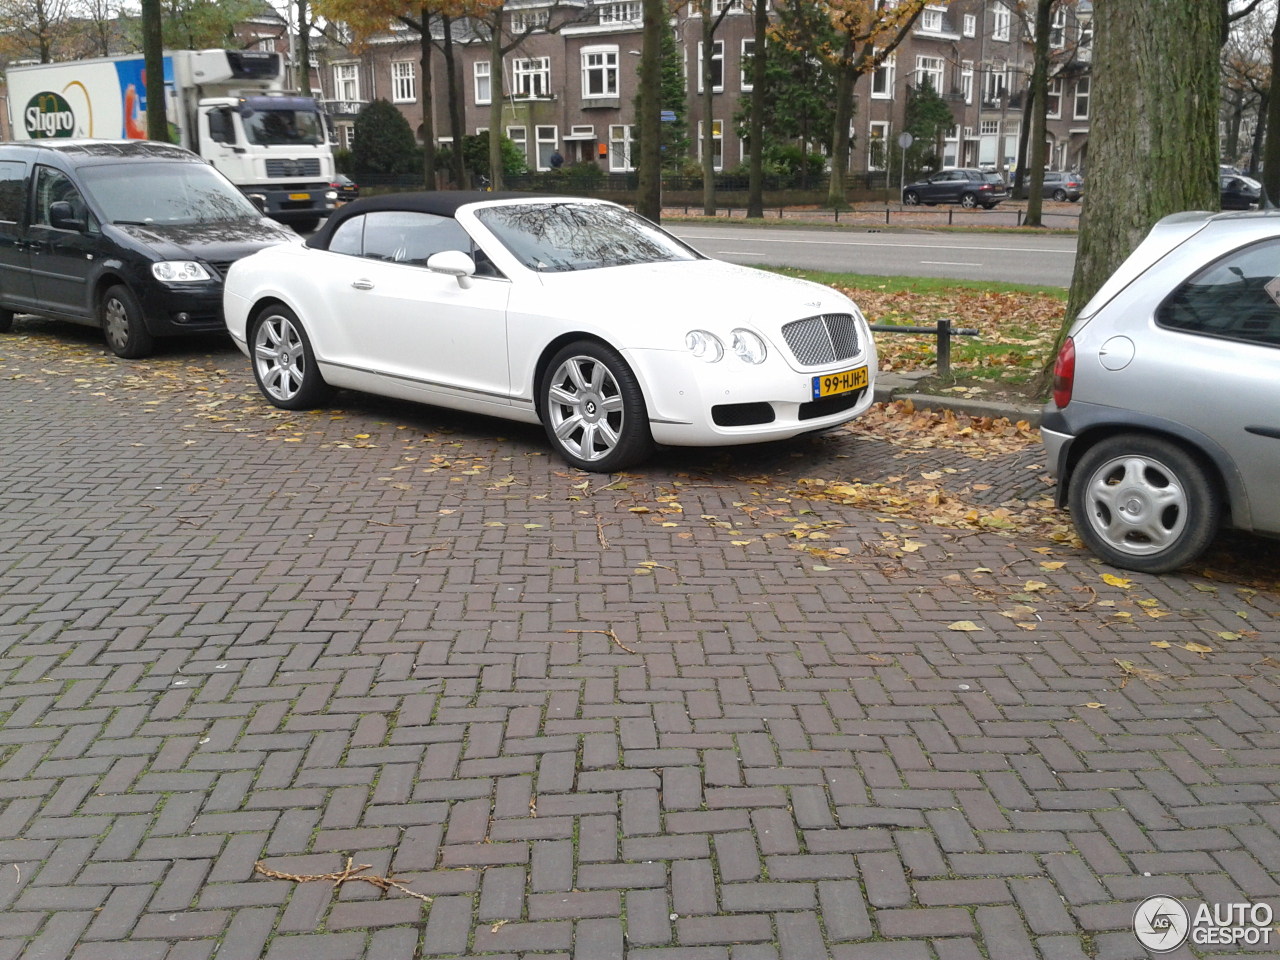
top-left (628, 346), bottom-right (877, 447)
top-left (137, 280), bottom-right (229, 336)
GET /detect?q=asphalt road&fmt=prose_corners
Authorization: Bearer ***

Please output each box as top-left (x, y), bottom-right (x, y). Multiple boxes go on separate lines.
top-left (667, 224), bottom-right (1078, 287)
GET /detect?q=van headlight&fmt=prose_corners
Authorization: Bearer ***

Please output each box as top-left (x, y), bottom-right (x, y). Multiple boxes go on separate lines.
top-left (152, 261), bottom-right (213, 282)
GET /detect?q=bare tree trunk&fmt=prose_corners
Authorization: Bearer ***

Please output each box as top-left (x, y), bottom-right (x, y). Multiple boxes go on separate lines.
top-left (1262, 13), bottom-right (1280, 205)
top-left (700, 8), bottom-right (716, 216)
top-left (442, 17), bottom-right (466, 188)
top-left (636, 0), bottom-right (663, 221)
top-left (745, 0), bottom-right (767, 218)
top-left (488, 14), bottom-right (506, 191)
top-left (297, 0), bottom-right (311, 97)
top-left (141, 0), bottom-right (168, 139)
top-left (1062, 0), bottom-right (1221, 330)
top-left (1023, 0), bottom-right (1052, 227)
top-left (419, 9), bottom-right (436, 191)
top-left (825, 44), bottom-right (855, 209)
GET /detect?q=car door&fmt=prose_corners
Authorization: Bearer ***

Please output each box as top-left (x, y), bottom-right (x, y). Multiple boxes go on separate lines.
top-left (1151, 238), bottom-right (1280, 533)
top-left (0, 158), bottom-right (36, 312)
top-left (27, 165), bottom-right (98, 320)
top-left (319, 210), bottom-right (514, 406)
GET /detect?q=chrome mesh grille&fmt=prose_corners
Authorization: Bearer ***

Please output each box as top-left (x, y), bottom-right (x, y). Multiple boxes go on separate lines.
top-left (781, 313), bottom-right (860, 366)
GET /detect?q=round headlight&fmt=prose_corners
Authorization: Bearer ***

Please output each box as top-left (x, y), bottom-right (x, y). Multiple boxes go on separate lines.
top-left (152, 261), bottom-right (212, 282)
top-left (731, 329), bottom-right (767, 364)
top-left (685, 329), bottom-right (724, 362)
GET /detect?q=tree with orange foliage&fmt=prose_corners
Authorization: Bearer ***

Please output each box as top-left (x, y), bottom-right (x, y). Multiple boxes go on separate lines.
top-left (773, 0), bottom-right (932, 208)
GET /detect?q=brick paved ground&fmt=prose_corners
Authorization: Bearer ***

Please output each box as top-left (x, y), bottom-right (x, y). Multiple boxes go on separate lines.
top-left (1, 327), bottom-right (1278, 960)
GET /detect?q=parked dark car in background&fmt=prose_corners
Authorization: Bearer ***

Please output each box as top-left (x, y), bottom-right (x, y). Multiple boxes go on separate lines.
top-left (1041, 170), bottom-right (1083, 201)
top-left (1220, 173), bottom-right (1262, 210)
top-left (331, 173), bottom-right (359, 203)
top-left (902, 168), bottom-right (1009, 209)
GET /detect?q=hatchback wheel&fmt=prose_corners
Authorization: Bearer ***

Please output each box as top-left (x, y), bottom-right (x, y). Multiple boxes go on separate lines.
top-left (1069, 434), bottom-right (1220, 574)
top-left (960, 193), bottom-right (978, 209)
top-left (101, 284), bottom-right (154, 359)
top-left (540, 341), bottom-right (653, 472)
top-left (250, 304), bottom-right (333, 409)
top-left (903, 190), bottom-right (920, 206)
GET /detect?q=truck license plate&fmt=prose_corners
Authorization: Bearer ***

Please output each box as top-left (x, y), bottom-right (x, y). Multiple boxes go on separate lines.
top-left (289, 193), bottom-right (311, 201)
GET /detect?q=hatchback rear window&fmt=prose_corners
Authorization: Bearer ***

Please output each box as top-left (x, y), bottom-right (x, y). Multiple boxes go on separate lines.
top-left (1156, 238), bottom-right (1280, 348)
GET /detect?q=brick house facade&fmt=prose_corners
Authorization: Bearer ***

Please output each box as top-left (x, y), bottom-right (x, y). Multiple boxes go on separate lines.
top-left (311, 0), bottom-right (1093, 178)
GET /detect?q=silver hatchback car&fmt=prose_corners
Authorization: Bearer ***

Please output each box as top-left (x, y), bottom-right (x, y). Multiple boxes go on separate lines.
top-left (1041, 210), bottom-right (1280, 573)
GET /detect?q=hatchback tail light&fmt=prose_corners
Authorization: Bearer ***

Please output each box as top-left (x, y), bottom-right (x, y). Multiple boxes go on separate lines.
top-left (1052, 337), bottom-right (1075, 408)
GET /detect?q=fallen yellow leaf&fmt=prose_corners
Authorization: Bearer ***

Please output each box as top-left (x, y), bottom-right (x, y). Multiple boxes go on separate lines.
top-left (948, 620), bottom-right (983, 632)
top-left (1102, 574), bottom-right (1132, 588)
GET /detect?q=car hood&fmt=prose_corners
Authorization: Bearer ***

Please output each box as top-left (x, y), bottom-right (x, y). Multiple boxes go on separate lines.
top-left (534, 259), bottom-right (860, 336)
top-left (108, 218), bottom-right (298, 263)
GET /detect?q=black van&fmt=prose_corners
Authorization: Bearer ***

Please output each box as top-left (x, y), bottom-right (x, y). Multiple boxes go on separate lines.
top-left (0, 139), bottom-right (297, 358)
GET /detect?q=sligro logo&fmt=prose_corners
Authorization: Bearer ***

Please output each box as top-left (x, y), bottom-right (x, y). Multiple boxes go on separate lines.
top-left (24, 92), bottom-right (76, 138)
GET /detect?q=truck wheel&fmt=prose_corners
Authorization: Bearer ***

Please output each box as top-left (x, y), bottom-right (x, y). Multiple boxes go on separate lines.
top-left (101, 285), bottom-right (154, 359)
top-left (289, 218), bottom-right (321, 234)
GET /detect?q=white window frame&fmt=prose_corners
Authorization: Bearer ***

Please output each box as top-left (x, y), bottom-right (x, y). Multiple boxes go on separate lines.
top-left (740, 38), bottom-right (755, 91)
top-left (696, 40), bottom-right (725, 93)
top-left (512, 57), bottom-right (551, 99)
top-left (915, 55), bottom-right (944, 93)
top-left (868, 121), bottom-right (890, 171)
top-left (510, 9), bottom-right (549, 32)
top-left (507, 125), bottom-right (528, 162)
top-left (1046, 77), bottom-right (1062, 118)
top-left (582, 45), bottom-right (619, 99)
top-left (1073, 76), bottom-right (1090, 119)
top-left (697, 119), bottom-right (724, 171)
top-left (391, 60), bottom-right (415, 104)
top-left (333, 62), bottom-right (360, 102)
top-left (962, 13), bottom-right (976, 37)
top-left (872, 54), bottom-right (895, 99)
top-left (920, 7), bottom-right (943, 32)
top-left (992, 5), bottom-right (1011, 42)
top-left (599, 1), bottom-right (642, 23)
top-left (474, 60), bottom-right (491, 105)
top-left (609, 123), bottom-right (634, 172)
top-left (1050, 6), bottom-right (1067, 47)
top-left (960, 61), bottom-right (973, 104)
top-left (535, 124), bottom-right (558, 171)
top-left (710, 0), bottom-right (742, 14)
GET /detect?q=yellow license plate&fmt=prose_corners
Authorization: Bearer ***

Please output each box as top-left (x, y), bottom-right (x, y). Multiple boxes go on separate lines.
top-left (812, 365), bottom-right (869, 399)
top-left (289, 193), bottom-right (311, 201)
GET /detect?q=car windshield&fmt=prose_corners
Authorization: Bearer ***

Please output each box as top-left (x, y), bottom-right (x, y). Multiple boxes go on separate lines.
top-left (474, 202), bottom-right (701, 272)
top-left (77, 161), bottom-right (262, 225)
top-left (241, 107), bottom-right (326, 146)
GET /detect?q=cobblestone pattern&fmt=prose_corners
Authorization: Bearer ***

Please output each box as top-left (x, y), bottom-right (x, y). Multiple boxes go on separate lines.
top-left (1, 339), bottom-right (1278, 960)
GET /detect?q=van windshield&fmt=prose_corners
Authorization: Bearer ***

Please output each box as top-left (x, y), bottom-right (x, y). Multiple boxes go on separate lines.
top-left (77, 161), bottom-right (261, 225)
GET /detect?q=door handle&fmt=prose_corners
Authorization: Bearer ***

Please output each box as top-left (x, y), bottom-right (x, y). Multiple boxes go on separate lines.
top-left (351, 279), bottom-right (373, 290)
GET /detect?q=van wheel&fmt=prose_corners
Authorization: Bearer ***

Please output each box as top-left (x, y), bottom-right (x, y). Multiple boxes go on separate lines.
top-left (101, 285), bottom-right (154, 358)
top-left (0, 309), bottom-right (13, 334)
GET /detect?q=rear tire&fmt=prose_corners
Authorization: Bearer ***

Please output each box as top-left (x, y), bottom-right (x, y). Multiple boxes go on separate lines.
top-left (0, 308), bottom-right (13, 334)
top-left (960, 193), bottom-right (978, 209)
top-left (101, 284), bottom-right (154, 359)
top-left (1068, 434), bottom-right (1220, 574)
top-left (1053, 189), bottom-right (1067, 202)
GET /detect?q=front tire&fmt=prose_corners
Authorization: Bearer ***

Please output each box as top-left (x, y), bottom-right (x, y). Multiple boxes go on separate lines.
top-left (540, 341), bottom-right (653, 472)
top-left (1068, 434), bottom-right (1220, 574)
top-left (101, 284), bottom-right (154, 359)
top-left (250, 304), bottom-right (333, 410)
top-left (903, 190), bottom-right (920, 206)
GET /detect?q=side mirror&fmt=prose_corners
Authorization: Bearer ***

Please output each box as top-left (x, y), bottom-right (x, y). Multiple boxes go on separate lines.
top-left (49, 200), bottom-right (85, 232)
top-left (246, 193), bottom-right (268, 214)
top-left (426, 249), bottom-right (476, 289)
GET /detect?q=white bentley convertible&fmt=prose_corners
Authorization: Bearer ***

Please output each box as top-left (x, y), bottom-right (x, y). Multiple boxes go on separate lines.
top-left (224, 193), bottom-right (877, 472)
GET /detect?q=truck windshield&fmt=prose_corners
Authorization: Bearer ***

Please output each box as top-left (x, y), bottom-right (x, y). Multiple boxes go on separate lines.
top-left (77, 161), bottom-right (262, 225)
top-left (241, 108), bottom-right (326, 146)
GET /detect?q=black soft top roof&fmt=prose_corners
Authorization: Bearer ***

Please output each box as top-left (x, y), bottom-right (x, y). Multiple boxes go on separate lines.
top-left (305, 190), bottom-right (559, 249)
